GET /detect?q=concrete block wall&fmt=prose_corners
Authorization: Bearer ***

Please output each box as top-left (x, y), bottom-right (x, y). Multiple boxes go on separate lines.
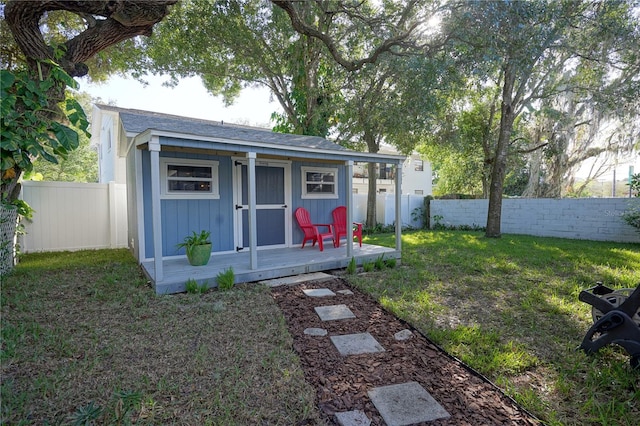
top-left (431, 198), bottom-right (640, 244)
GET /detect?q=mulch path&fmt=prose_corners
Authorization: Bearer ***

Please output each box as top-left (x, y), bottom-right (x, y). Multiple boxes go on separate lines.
top-left (270, 276), bottom-right (542, 425)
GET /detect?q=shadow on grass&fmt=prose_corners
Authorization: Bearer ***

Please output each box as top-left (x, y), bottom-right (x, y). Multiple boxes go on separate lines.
top-left (352, 230), bottom-right (640, 425)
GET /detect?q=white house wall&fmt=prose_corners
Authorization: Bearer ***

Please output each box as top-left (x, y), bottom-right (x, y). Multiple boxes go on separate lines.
top-left (98, 113), bottom-right (115, 183)
top-left (93, 108), bottom-right (128, 185)
top-left (402, 156), bottom-right (432, 196)
top-left (126, 144), bottom-right (140, 260)
top-left (352, 154), bottom-right (432, 196)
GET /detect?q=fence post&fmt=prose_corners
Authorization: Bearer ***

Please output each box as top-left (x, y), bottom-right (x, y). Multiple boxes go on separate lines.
top-left (108, 181), bottom-right (117, 248)
top-left (424, 196), bottom-right (431, 229)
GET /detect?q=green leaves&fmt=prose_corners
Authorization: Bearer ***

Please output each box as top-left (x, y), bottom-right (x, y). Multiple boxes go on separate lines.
top-left (0, 65), bottom-right (89, 189)
top-left (0, 70), bottom-right (17, 117)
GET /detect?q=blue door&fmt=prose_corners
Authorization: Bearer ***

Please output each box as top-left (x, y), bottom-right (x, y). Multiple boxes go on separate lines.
top-left (234, 160), bottom-right (290, 249)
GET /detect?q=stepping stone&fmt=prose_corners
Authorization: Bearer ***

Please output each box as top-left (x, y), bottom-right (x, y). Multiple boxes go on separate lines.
top-left (303, 288), bottom-right (336, 297)
top-left (394, 329), bottom-right (413, 341)
top-left (335, 410), bottom-right (371, 426)
top-left (337, 289), bottom-right (354, 295)
top-left (368, 381), bottom-right (450, 425)
top-left (304, 327), bottom-right (328, 336)
top-left (315, 304), bottom-right (356, 321)
top-left (330, 332), bottom-right (385, 356)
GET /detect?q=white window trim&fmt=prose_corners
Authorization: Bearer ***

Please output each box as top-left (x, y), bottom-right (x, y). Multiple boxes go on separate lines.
top-left (301, 166), bottom-right (339, 199)
top-left (160, 157), bottom-right (220, 199)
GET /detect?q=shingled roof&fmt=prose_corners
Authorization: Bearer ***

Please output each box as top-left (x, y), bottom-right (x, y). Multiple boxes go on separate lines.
top-left (96, 104), bottom-right (351, 152)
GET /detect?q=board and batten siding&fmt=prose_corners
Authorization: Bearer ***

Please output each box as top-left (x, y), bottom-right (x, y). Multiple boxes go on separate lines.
top-left (291, 160), bottom-right (348, 245)
top-left (141, 151), bottom-right (235, 258)
top-left (20, 181), bottom-right (127, 252)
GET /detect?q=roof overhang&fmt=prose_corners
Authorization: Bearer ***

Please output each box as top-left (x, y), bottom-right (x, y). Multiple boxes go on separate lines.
top-left (132, 128), bottom-right (406, 164)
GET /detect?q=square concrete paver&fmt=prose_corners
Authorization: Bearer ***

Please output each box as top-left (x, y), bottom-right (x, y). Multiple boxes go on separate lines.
top-left (330, 332), bottom-right (385, 356)
top-left (303, 288), bottom-right (336, 297)
top-left (335, 410), bottom-right (371, 426)
top-left (315, 304), bottom-right (356, 321)
top-left (368, 381), bottom-right (450, 425)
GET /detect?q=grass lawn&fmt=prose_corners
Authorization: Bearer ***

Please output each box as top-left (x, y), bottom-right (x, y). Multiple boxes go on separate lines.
top-left (349, 230), bottom-right (640, 426)
top-left (1, 231), bottom-right (638, 425)
top-left (1, 249), bottom-right (324, 425)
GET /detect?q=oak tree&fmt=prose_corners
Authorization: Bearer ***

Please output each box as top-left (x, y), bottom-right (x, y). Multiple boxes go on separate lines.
top-left (1, 0), bottom-right (174, 273)
top-left (443, 0), bottom-right (640, 237)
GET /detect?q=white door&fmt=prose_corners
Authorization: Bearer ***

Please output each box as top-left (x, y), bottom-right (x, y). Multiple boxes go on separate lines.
top-left (233, 159), bottom-right (291, 250)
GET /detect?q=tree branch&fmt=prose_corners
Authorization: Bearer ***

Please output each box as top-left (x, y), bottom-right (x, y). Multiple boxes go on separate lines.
top-left (5, 0), bottom-right (176, 77)
top-left (513, 141), bottom-right (549, 154)
top-left (271, 0), bottom-right (422, 72)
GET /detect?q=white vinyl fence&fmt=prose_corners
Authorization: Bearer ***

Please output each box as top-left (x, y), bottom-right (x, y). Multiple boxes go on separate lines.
top-left (20, 181), bottom-right (128, 253)
top-left (20, 181), bottom-right (635, 253)
top-left (352, 193), bottom-right (425, 229)
top-left (18, 183), bottom-right (422, 253)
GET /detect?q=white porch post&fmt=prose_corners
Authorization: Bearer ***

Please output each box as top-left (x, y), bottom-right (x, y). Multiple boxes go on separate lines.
top-left (149, 136), bottom-right (163, 281)
top-left (395, 159), bottom-right (402, 251)
top-left (135, 147), bottom-right (145, 261)
top-left (246, 152), bottom-right (258, 269)
top-left (345, 160), bottom-right (354, 258)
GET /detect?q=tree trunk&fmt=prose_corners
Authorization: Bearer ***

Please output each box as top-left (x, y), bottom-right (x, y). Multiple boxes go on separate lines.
top-left (5, 0), bottom-right (176, 77)
top-left (481, 78), bottom-right (501, 199)
top-left (486, 64), bottom-right (517, 238)
top-left (366, 162), bottom-right (377, 228)
top-left (362, 127), bottom-right (380, 228)
top-left (2, 0), bottom-right (175, 274)
top-left (0, 205), bottom-right (19, 276)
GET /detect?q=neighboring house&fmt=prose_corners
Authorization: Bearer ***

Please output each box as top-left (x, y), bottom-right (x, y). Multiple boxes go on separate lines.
top-left (352, 147), bottom-right (432, 196)
top-left (90, 105), bottom-right (127, 184)
top-left (91, 105), bottom-right (405, 294)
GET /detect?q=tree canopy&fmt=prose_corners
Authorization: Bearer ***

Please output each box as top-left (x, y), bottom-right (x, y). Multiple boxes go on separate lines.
top-left (2, 0), bottom-right (638, 240)
top-left (2, 0), bottom-right (176, 204)
top-left (125, 0), bottom-right (448, 226)
top-left (441, 0), bottom-right (640, 236)
top-left (1, 0), bottom-right (175, 274)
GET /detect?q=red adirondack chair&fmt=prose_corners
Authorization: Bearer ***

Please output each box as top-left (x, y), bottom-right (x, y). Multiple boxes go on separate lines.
top-left (294, 207), bottom-right (335, 251)
top-left (332, 206), bottom-right (363, 247)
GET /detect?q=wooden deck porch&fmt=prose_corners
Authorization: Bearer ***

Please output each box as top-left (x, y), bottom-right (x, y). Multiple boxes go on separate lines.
top-left (142, 243), bottom-right (399, 294)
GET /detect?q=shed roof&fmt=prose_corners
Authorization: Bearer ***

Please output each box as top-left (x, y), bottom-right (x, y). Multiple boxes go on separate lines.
top-left (96, 104), bottom-right (350, 153)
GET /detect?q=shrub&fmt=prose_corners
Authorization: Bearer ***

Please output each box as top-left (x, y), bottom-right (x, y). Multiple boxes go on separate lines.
top-left (216, 267), bottom-right (235, 291)
top-left (346, 257), bottom-right (357, 274)
top-left (186, 278), bottom-right (207, 294)
top-left (432, 215), bottom-right (446, 230)
top-left (362, 260), bottom-right (374, 272)
top-left (622, 205), bottom-right (640, 233)
top-left (622, 174), bottom-right (640, 233)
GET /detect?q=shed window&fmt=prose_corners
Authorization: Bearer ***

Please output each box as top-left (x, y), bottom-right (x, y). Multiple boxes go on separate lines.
top-left (301, 166), bottom-right (338, 199)
top-left (161, 158), bottom-right (219, 199)
top-left (414, 159), bottom-right (424, 171)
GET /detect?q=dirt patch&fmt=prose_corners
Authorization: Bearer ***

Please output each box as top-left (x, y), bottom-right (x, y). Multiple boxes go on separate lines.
top-left (271, 277), bottom-right (542, 425)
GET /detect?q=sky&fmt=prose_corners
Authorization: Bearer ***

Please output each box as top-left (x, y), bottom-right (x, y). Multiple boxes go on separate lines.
top-left (81, 74), bottom-right (280, 128)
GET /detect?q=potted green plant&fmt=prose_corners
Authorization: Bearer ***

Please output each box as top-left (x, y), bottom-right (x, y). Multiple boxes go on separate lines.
top-left (177, 230), bottom-right (212, 266)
